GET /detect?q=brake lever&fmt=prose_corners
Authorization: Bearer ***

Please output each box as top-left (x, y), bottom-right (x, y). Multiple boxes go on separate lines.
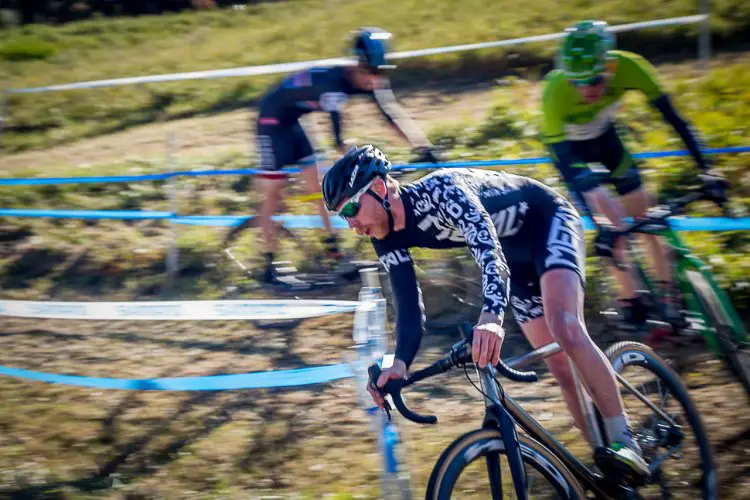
top-left (367, 364), bottom-right (438, 425)
top-left (367, 364), bottom-right (393, 421)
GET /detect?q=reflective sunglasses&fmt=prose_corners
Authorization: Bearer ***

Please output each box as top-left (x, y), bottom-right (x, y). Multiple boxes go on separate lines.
top-left (570, 74), bottom-right (606, 87)
top-left (336, 179), bottom-right (375, 218)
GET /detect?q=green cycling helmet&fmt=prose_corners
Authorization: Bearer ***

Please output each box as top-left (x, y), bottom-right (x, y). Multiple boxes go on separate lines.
top-left (557, 20), bottom-right (616, 80)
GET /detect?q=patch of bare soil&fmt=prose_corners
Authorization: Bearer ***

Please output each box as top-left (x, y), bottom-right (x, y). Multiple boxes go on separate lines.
top-left (0, 82), bottom-right (499, 174)
top-left (0, 314), bottom-right (747, 499)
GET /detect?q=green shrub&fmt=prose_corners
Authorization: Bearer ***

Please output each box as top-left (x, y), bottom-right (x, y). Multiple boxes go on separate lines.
top-left (0, 36), bottom-right (57, 61)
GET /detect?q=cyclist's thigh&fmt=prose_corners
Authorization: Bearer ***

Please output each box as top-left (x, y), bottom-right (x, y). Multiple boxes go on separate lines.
top-left (619, 187), bottom-right (651, 218)
top-left (508, 262), bottom-right (545, 326)
top-left (556, 139), bottom-right (601, 219)
top-left (536, 201), bottom-right (587, 284)
top-left (597, 127), bottom-right (643, 197)
top-left (257, 121), bottom-right (285, 172)
top-left (533, 200), bottom-right (587, 326)
top-left (256, 119), bottom-right (305, 172)
top-left (291, 122), bottom-right (317, 168)
top-left (508, 273), bottom-right (556, 349)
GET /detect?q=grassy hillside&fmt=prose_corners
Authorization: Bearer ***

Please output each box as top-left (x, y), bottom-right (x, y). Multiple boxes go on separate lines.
top-left (1, 59), bottom-right (748, 324)
top-left (2, 0), bottom-right (750, 152)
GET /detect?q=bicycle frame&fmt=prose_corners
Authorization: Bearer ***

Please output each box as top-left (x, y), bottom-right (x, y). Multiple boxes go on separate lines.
top-left (481, 341), bottom-right (681, 499)
top-left (644, 223), bottom-right (747, 353)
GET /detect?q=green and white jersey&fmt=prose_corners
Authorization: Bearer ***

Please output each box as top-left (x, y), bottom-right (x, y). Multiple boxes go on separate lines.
top-left (541, 50), bottom-right (665, 143)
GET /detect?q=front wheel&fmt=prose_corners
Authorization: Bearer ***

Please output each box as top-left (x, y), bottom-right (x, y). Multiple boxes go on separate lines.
top-left (602, 341), bottom-right (717, 499)
top-left (425, 429), bottom-right (586, 500)
top-left (684, 270), bottom-right (750, 396)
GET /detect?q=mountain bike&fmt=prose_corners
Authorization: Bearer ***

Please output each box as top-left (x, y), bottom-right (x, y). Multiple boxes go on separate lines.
top-left (368, 324), bottom-right (716, 499)
top-left (595, 187), bottom-right (750, 396)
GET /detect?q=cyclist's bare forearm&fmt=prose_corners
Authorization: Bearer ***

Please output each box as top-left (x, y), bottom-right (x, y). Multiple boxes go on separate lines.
top-left (388, 119), bottom-right (430, 148)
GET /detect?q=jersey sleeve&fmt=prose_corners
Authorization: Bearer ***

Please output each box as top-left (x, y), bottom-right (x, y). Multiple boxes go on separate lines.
top-left (614, 51), bottom-right (665, 101)
top-left (439, 181), bottom-right (510, 320)
top-left (372, 241), bottom-right (425, 368)
top-left (541, 75), bottom-right (568, 145)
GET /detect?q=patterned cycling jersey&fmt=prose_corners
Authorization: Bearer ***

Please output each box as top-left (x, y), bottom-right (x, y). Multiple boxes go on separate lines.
top-left (258, 66), bottom-right (396, 145)
top-left (541, 50), bottom-right (664, 143)
top-left (372, 169), bottom-right (580, 366)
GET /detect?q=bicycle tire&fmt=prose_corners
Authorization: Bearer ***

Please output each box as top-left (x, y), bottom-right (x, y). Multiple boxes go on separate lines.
top-left (425, 428), bottom-right (586, 500)
top-left (602, 341), bottom-right (717, 500)
top-left (684, 271), bottom-right (750, 396)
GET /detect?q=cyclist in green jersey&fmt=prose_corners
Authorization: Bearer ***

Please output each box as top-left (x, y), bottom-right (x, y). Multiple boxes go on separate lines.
top-left (541, 20), bottom-right (727, 325)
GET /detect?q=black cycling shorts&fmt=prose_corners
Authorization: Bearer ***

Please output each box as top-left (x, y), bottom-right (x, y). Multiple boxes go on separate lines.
top-left (507, 202), bottom-right (586, 325)
top-left (558, 126), bottom-right (643, 215)
top-left (256, 118), bottom-right (316, 171)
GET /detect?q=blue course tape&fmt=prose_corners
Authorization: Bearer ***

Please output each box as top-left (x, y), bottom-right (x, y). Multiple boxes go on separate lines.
top-left (1, 147), bottom-right (748, 186)
top-left (2, 209), bottom-right (749, 231)
top-left (0, 208), bottom-right (173, 220)
top-left (0, 362), bottom-right (354, 390)
top-left (0, 173), bottom-right (173, 186)
top-left (579, 216), bottom-right (750, 231)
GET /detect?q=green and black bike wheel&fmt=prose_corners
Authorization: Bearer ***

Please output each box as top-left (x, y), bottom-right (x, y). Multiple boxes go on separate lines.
top-left (602, 341), bottom-right (717, 500)
top-left (684, 270), bottom-right (750, 396)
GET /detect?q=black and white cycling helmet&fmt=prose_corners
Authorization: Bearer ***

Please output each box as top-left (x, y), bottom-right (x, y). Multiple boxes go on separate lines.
top-left (322, 145), bottom-right (391, 212)
top-left (351, 27), bottom-right (396, 69)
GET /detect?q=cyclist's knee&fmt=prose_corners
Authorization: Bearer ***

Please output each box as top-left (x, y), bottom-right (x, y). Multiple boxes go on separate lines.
top-left (545, 308), bottom-right (588, 351)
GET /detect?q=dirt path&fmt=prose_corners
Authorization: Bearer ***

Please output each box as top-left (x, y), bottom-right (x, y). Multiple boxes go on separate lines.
top-left (5, 53), bottom-right (748, 175)
top-left (0, 82), bottom-right (500, 174)
top-left (0, 315), bottom-right (747, 499)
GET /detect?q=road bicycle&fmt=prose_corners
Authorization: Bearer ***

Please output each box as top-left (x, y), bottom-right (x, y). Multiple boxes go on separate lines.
top-left (369, 323), bottom-right (716, 499)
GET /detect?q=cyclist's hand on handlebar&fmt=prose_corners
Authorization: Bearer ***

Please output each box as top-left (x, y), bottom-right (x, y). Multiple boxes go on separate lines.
top-left (593, 224), bottom-right (621, 260)
top-left (698, 169), bottom-right (728, 204)
top-left (367, 359), bottom-right (407, 409)
top-left (412, 146), bottom-right (444, 164)
top-left (472, 313), bottom-right (504, 368)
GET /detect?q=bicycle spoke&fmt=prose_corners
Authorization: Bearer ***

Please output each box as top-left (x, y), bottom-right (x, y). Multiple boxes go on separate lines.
top-left (617, 363), bottom-right (709, 499)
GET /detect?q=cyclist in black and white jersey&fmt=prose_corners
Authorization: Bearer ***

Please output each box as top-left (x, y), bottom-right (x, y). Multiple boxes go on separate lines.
top-left (254, 27), bottom-right (437, 286)
top-left (322, 145), bottom-right (650, 478)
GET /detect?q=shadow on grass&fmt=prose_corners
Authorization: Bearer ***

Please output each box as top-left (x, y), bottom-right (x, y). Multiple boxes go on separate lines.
top-left (0, 367), bottom-right (325, 498)
top-left (0, 325), bottom-right (314, 370)
top-left (716, 426), bottom-right (750, 498)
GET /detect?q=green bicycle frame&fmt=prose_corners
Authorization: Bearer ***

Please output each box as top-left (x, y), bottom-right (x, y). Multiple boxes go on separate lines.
top-left (654, 224), bottom-right (748, 354)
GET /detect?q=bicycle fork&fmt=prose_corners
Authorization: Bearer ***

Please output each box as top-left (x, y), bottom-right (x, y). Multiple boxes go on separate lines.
top-left (477, 365), bottom-right (529, 500)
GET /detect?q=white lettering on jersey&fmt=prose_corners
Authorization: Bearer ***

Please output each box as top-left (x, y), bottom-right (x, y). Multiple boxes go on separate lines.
top-left (378, 249), bottom-right (411, 272)
top-left (320, 92), bottom-right (349, 112)
top-left (491, 202), bottom-right (528, 238)
top-left (417, 213), bottom-right (464, 242)
top-left (545, 206), bottom-right (582, 269)
top-left (564, 102), bottom-right (620, 141)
